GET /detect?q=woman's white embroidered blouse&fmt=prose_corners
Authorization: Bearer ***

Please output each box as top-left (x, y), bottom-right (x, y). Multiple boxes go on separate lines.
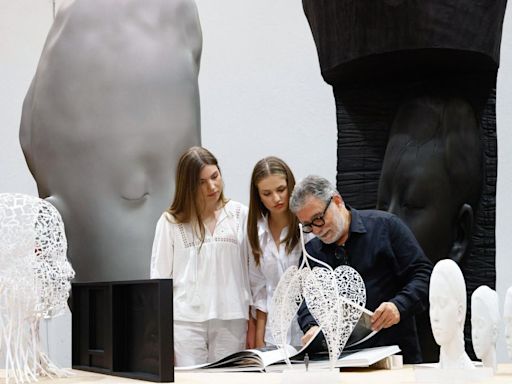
top-left (249, 215), bottom-right (312, 346)
top-left (150, 200), bottom-right (251, 322)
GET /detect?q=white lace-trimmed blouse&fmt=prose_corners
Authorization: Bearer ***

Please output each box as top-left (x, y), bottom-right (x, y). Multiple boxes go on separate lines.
top-left (150, 200), bottom-right (251, 322)
top-left (249, 215), bottom-right (313, 346)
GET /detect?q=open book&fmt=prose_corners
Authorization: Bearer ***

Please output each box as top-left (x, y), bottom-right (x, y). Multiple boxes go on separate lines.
top-left (302, 307), bottom-right (378, 353)
top-left (175, 327), bottom-right (322, 372)
top-left (176, 344), bottom-right (401, 372)
top-left (176, 325), bottom-right (399, 373)
top-left (175, 344), bottom-right (299, 372)
top-left (346, 311), bottom-right (377, 348)
top-left (283, 345), bottom-right (402, 371)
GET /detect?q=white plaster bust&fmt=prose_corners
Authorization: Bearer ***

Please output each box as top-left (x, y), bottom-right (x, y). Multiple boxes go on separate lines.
top-left (429, 259), bottom-right (474, 369)
top-left (504, 286), bottom-right (512, 359)
top-left (471, 285), bottom-right (499, 373)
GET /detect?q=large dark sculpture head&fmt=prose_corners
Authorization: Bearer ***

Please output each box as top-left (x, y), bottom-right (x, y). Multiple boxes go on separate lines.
top-left (377, 94), bottom-right (482, 265)
top-left (19, 0), bottom-right (202, 281)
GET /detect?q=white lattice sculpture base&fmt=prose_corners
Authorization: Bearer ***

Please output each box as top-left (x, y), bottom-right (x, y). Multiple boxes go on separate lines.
top-left (0, 193), bottom-right (75, 383)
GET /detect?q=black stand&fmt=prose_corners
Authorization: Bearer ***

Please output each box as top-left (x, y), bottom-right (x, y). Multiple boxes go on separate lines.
top-left (71, 279), bottom-right (173, 382)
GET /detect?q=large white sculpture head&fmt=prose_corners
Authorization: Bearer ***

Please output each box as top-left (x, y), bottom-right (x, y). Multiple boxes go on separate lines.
top-left (504, 286), bottom-right (512, 359)
top-left (19, 0), bottom-right (202, 282)
top-left (471, 285), bottom-right (499, 370)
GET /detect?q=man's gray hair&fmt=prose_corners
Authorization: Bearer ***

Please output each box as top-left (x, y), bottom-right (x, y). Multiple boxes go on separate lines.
top-left (290, 175), bottom-right (338, 213)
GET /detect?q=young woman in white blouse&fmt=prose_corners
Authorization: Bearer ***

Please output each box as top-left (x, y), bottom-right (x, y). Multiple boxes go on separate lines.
top-left (247, 156), bottom-right (310, 348)
top-left (150, 146), bottom-right (251, 367)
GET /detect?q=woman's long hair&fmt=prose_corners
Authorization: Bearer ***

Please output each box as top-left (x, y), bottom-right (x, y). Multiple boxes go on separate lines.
top-left (248, 156), bottom-right (299, 265)
top-left (167, 146), bottom-right (227, 243)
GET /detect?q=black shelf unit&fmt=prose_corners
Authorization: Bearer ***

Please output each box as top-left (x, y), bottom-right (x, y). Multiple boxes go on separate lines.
top-left (72, 279), bottom-right (173, 382)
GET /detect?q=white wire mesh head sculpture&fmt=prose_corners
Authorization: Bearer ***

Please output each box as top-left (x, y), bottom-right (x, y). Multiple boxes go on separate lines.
top-left (0, 193), bottom-right (75, 383)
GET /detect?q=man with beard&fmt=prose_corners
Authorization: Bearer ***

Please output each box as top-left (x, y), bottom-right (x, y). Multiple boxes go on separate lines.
top-left (290, 175), bottom-right (432, 363)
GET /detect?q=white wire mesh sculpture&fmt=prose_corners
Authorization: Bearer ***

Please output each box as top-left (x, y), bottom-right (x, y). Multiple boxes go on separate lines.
top-left (303, 265), bottom-right (366, 367)
top-left (268, 266), bottom-right (310, 357)
top-left (269, 225), bottom-right (367, 369)
top-left (0, 193), bottom-right (75, 383)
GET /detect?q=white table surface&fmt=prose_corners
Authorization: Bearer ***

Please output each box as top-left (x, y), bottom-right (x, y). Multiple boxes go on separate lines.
top-left (2, 365), bottom-right (512, 384)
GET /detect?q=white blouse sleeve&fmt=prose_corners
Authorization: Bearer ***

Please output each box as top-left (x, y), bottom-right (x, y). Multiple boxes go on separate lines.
top-left (238, 203), bottom-right (254, 307)
top-left (150, 213), bottom-right (174, 279)
top-left (249, 251), bottom-right (268, 313)
top-left (246, 216), bottom-right (267, 313)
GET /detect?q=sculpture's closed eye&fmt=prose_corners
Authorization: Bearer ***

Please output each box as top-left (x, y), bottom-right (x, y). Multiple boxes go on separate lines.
top-left (122, 193), bottom-right (149, 202)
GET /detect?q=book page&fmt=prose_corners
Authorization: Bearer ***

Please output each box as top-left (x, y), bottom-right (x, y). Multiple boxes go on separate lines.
top-left (249, 345), bottom-right (298, 367)
top-left (175, 345), bottom-right (299, 371)
top-left (313, 345), bottom-right (401, 368)
top-left (345, 311), bottom-right (378, 348)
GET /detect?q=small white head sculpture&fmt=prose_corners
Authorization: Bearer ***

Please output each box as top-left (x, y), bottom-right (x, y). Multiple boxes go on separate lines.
top-left (0, 193), bottom-right (75, 383)
top-left (471, 285), bottom-right (499, 372)
top-left (504, 286), bottom-right (512, 359)
top-left (429, 259), bottom-right (474, 369)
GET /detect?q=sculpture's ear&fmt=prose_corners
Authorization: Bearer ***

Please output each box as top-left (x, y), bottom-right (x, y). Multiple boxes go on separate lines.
top-left (449, 203), bottom-right (473, 264)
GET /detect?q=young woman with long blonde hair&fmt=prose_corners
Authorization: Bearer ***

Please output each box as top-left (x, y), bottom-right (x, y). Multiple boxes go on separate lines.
top-left (151, 146), bottom-right (251, 366)
top-left (248, 156), bottom-right (311, 347)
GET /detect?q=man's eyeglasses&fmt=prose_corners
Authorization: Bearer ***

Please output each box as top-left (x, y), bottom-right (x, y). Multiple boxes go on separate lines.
top-left (301, 195), bottom-right (333, 233)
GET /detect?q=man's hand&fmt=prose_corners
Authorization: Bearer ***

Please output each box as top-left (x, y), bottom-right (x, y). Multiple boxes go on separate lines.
top-left (371, 302), bottom-right (400, 331)
top-left (301, 325), bottom-right (319, 346)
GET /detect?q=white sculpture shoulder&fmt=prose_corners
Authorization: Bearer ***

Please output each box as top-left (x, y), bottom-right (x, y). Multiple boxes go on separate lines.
top-left (430, 259), bottom-right (474, 369)
top-left (471, 285), bottom-right (499, 373)
top-left (504, 286), bottom-right (512, 359)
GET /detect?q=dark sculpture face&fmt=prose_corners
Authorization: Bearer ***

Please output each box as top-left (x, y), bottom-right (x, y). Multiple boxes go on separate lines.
top-left (377, 94), bottom-right (482, 265)
top-left (378, 137), bottom-right (463, 264)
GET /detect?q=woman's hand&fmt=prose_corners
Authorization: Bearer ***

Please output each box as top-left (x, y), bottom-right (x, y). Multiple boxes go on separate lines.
top-left (255, 338), bottom-right (266, 349)
top-left (246, 315), bottom-right (256, 349)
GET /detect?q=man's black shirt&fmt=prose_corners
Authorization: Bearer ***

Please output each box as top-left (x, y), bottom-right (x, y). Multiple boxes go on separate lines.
top-left (297, 206), bottom-right (433, 363)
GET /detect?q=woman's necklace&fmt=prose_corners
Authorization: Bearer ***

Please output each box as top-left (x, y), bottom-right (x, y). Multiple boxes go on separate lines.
top-left (202, 202), bottom-right (223, 235)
